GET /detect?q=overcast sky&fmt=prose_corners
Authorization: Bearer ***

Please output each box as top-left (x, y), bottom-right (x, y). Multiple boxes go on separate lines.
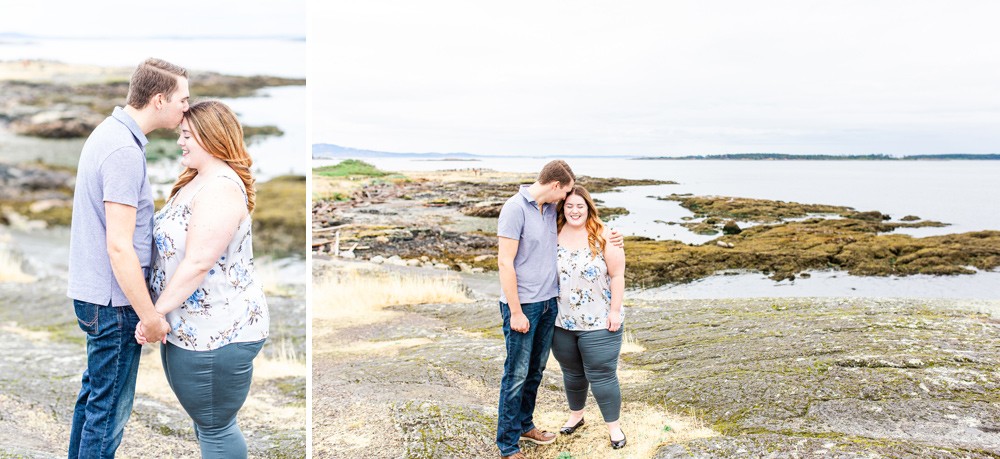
top-left (312, 0), bottom-right (1000, 156)
top-left (1, 1), bottom-right (305, 38)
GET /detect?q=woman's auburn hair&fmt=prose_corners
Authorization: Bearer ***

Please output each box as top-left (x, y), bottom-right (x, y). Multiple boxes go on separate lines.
top-left (556, 185), bottom-right (606, 259)
top-left (168, 100), bottom-right (256, 213)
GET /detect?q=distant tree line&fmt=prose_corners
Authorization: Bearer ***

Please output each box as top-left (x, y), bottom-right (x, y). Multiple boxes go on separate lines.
top-left (636, 153), bottom-right (1000, 160)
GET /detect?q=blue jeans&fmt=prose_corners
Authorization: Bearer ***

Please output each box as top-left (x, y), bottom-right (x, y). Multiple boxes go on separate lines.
top-left (496, 298), bottom-right (558, 456)
top-left (68, 300), bottom-right (142, 459)
top-left (161, 340), bottom-right (265, 459)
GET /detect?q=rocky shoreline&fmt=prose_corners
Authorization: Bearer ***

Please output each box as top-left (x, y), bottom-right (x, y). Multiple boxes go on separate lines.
top-left (0, 263), bottom-right (306, 458)
top-left (0, 60), bottom-right (303, 139)
top-left (311, 162), bottom-right (1000, 287)
top-left (0, 162), bottom-right (305, 258)
top-left (312, 257), bottom-right (1000, 458)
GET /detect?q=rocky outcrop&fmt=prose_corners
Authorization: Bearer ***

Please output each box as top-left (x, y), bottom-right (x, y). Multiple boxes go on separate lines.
top-left (1, 61), bottom-right (303, 139)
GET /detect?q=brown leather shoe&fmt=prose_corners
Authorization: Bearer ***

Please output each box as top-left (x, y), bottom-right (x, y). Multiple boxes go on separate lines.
top-left (500, 452), bottom-right (526, 459)
top-left (519, 427), bottom-right (556, 445)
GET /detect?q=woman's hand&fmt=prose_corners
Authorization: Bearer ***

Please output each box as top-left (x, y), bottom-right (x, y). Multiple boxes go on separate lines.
top-left (134, 321), bottom-right (149, 345)
top-left (607, 310), bottom-right (623, 332)
top-left (134, 318), bottom-right (169, 345)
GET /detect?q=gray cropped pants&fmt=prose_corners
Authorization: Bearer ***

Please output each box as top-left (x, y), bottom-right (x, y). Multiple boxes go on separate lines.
top-left (161, 339), bottom-right (265, 459)
top-left (550, 326), bottom-right (623, 423)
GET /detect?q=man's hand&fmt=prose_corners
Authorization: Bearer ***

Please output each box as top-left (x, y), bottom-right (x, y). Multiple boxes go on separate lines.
top-left (510, 311), bottom-right (530, 333)
top-left (140, 316), bottom-right (171, 344)
top-left (608, 228), bottom-right (625, 248)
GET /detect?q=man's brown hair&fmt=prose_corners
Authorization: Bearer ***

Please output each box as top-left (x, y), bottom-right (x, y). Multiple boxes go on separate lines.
top-left (537, 159), bottom-right (576, 186)
top-left (126, 58), bottom-right (188, 109)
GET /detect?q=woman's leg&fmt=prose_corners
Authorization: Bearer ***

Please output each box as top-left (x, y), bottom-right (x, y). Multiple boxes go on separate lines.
top-left (162, 340), bottom-right (264, 458)
top-left (578, 327), bottom-right (623, 432)
top-left (550, 327), bottom-right (587, 424)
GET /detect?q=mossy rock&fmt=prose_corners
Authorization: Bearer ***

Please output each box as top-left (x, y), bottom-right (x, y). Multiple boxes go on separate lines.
top-left (625, 221), bottom-right (1000, 287)
top-left (660, 194), bottom-right (852, 222)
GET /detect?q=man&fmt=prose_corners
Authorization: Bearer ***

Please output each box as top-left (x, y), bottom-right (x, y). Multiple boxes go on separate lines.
top-left (493, 160), bottom-right (576, 458)
top-left (67, 58), bottom-right (190, 458)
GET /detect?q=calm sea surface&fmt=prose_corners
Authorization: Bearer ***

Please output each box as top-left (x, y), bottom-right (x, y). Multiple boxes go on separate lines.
top-left (0, 38), bottom-right (306, 179)
top-left (0, 37), bottom-right (305, 77)
top-left (315, 156), bottom-right (1000, 299)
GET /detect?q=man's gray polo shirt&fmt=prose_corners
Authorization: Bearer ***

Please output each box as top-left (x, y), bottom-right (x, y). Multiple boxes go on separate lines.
top-left (497, 185), bottom-right (559, 304)
top-left (67, 107), bottom-right (154, 307)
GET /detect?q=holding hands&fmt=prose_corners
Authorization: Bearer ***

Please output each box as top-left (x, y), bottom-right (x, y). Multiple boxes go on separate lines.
top-left (135, 315), bottom-right (171, 345)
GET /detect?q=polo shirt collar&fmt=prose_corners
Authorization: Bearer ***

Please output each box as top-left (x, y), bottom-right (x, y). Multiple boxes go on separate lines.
top-left (111, 106), bottom-right (149, 149)
top-left (519, 184), bottom-right (545, 210)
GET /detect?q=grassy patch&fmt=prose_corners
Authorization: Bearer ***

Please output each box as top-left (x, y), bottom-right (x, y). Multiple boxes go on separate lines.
top-left (314, 159), bottom-right (391, 178)
top-left (27, 322), bottom-right (85, 346)
top-left (254, 175), bottom-right (306, 258)
top-left (273, 376), bottom-right (306, 401)
top-left (313, 268), bottom-right (472, 324)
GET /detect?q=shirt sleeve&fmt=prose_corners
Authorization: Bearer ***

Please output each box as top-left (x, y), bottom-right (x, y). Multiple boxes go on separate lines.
top-left (100, 147), bottom-right (145, 207)
top-left (497, 199), bottom-right (524, 240)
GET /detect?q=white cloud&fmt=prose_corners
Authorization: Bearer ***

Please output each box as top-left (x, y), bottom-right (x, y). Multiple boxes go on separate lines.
top-left (311, 0), bottom-right (1000, 155)
top-left (1, 1), bottom-right (305, 38)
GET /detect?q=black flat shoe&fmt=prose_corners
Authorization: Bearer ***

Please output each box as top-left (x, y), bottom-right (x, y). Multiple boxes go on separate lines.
top-left (559, 418), bottom-right (585, 435)
top-left (610, 432), bottom-right (627, 449)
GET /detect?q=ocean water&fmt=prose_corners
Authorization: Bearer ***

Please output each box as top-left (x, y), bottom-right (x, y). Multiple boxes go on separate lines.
top-left (314, 156), bottom-right (1000, 299)
top-left (1, 37), bottom-right (306, 178)
top-left (0, 37), bottom-right (305, 78)
top-left (314, 157), bottom-right (1000, 238)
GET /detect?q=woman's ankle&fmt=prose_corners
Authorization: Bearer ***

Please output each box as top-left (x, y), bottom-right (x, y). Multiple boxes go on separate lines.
top-left (564, 410), bottom-right (585, 425)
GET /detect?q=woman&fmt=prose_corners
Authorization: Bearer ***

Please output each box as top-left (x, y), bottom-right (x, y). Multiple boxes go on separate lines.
top-left (136, 100), bottom-right (269, 458)
top-left (551, 185), bottom-right (627, 449)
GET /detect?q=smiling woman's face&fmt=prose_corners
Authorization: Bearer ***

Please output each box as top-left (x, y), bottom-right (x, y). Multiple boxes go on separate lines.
top-left (176, 119), bottom-right (211, 170)
top-left (563, 193), bottom-right (588, 228)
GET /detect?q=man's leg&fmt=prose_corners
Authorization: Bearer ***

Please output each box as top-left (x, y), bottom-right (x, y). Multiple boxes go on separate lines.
top-left (69, 301), bottom-right (99, 459)
top-left (71, 301), bottom-right (142, 459)
top-left (517, 297), bottom-right (558, 435)
top-left (496, 301), bottom-right (537, 456)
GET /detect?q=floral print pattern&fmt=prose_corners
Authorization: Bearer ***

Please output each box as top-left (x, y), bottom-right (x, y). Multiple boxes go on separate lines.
top-left (149, 176), bottom-right (269, 351)
top-left (556, 246), bottom-right (622, 331)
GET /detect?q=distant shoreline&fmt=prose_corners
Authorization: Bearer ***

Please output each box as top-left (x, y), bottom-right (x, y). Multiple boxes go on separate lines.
top-left (635, 153), bottom-right (1000, 161)
top-left (312, 146), bottom-right (1000, 162)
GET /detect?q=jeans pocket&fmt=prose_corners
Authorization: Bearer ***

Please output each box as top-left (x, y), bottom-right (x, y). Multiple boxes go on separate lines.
top-left (73, 300), bottom-right (100, 335)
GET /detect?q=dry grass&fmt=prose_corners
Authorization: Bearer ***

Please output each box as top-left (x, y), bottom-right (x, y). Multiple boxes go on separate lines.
top-left (333, 337), bottom-right (433, 355)
top-left (621, 330), bottom-right (646, 354)
top-left (528, 349), bottom-right (716, 458)
top-left (312, 268), bottom-right (472, 326)
top-left (531, 402), bottom-right (717, 459)
top-left (311, 175), bottom-right (369, 202)
top-left (0, 237), bottom-right (35, 283)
